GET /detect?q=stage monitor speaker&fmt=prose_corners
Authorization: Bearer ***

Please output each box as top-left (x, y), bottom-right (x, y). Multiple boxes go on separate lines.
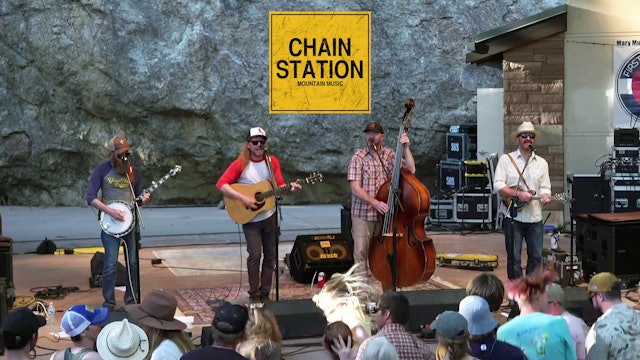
top-left (571, 174), bottom-right (608, 215)
top-left (562, 286), bottom-right (599, 326)
top-left (404, 289), bottom-right (467, 333)
top-left (90, 252), bottom-right (127, 287)
top-left (269, 298), bottom-right (327, 340)
top-left (288, 234), bottom-right (353, 284)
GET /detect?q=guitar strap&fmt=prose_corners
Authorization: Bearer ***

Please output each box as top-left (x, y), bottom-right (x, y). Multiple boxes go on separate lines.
top-left (506, 153), bottom-right (532, 193)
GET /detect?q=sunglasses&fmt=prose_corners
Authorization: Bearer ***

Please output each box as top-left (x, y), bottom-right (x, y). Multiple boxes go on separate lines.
top-left (250, 140), bottom-right (266, 146)
top-left (117, 151), bottom-right (131, 160)
top-left (519, 133), bottom-right (536, 139)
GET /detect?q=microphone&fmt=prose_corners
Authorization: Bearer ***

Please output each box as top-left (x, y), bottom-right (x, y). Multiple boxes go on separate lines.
top-left (260, 143), bottom-right (269, 151)
top-left (528, 144), bottom-right (535, 151)
top-left (369, 140), bottom-right (377, 151)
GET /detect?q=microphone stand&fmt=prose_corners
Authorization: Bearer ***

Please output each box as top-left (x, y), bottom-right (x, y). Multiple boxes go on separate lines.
top-left (263, 146), bottom-right (282, 301)
top-left (124, 158), bottom-right (143, 304)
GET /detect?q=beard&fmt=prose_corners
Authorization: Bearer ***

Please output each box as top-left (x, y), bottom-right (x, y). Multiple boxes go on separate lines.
top-left (114, 160), bottom-right (128, 176)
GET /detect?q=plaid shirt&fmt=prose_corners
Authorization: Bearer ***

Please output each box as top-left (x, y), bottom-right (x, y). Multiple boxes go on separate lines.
top-left (347, 146), bottom-right (395, 221)
top-left (355, 323), bottom-right (434, 360)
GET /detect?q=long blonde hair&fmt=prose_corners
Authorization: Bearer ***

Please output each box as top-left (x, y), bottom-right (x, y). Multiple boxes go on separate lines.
top-left (143, 325), bottom-right (194, 357)
top-left (236, 306), bottom-right (283, 360)
top-left (312, 264), bottom-right (375, 333)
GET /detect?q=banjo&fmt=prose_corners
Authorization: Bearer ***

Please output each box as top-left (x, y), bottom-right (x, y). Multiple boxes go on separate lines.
top-left (99, 165), bottom-right (182, 237)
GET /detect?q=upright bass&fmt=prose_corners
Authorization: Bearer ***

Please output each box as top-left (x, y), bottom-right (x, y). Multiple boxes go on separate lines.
top-left (368, 98), bottom-right (436, 288)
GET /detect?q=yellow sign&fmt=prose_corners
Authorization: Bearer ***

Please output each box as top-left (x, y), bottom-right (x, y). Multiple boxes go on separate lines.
top-left (269, 11), bottom-right (371, 114)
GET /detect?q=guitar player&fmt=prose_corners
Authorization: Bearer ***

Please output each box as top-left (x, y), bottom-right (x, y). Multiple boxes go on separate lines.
top-left (493, 122), bottom-right (551, 281)
top-left (86, 135), bottom-right (151, 310)
top-left (216, 127), bottom-right (301, 302)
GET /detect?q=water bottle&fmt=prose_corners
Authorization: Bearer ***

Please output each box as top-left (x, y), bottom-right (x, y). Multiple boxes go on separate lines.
top-left (550, 229), bottom-right (560, 250)
top-left (47, 302), bottom-right (56, 326)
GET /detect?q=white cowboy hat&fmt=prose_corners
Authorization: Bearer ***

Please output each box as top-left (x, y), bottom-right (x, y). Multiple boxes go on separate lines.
top-left (510, 121), bottom-right (542, 140)
top-left (97, 319), bottom-right (149, 360)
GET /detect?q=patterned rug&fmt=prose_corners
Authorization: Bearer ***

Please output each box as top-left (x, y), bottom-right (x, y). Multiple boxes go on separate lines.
top-left (174, 274), bottom-right (453, 326)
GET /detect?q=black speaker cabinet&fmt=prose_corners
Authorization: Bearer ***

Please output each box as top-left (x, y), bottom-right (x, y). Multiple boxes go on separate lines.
top-left (580, 212), bottom-right (640, 280)
top-left (571, 174), bottom-right (609, 215)
top-left (288, 234), bottom-right (354, 284)
top-left (0, 236), bottom-right (13, 288)
top-left (269, 298), bottom-right (327, 339)
top-left (404, 289), bottom-right (467, 333)
top-left (0, 279), bottom-right (5, 356)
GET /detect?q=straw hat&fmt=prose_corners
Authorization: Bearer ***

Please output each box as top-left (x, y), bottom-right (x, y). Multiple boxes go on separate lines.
top-left (97, 319), bottom-right (149, 360)
top-left (510, 121), bottom-right (542, 140)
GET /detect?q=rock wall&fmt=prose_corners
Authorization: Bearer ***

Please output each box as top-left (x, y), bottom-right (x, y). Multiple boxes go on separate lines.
top-left (0, 0), bottom-right (563, 206)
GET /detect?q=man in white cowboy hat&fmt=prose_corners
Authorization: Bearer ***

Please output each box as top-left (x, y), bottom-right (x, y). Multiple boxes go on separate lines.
top-left (493, 121), bottom-right (551, 280)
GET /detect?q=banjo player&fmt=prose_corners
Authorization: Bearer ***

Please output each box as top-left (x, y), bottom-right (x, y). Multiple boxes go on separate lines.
top-left (86, 135), bottom-right (151, 310)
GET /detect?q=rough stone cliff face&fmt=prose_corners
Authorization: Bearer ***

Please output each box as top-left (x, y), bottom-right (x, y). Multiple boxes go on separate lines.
top-left (0, 0), bottom-right (562, 206)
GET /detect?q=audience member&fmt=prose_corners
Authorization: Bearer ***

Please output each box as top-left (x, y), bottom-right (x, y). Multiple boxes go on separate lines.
top-left (497, 269), bottom-right (576, 359)
top-left (546, 283), bottom-right (588, 360)
top-left (466, 273), bottom-right (507, 326)
top-left (458, 295), bottom-right (527, 360)
top-left (125, 289), bottom-right (194, 360)
top-left (180, 301), bottom-right (248, 360)
top-left (361, 337), bottom-right (399, 360)
top-left (97, 318), bottom-right (149, 360)
top-left (51, 304), bottom-right (110, 360)
top-left (584, 272), bottom-right (640, 360)
top-left (236, 303), bottom-right (283, 360)
top-left (430, 311), bottom-right (473, 360)
top-left (323, 321), bottom-right (355, 360)
top-left (313, 264), bottom-right (376, 345)
top-left (1, 307), bottom-right (46, 360)
top-left (355, 291), bottom-right (434, 360)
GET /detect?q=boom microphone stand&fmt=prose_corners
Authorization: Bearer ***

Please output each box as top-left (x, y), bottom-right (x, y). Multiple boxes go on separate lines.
top-left (263, 145), bottom-right (282, 301)
top-left (124, 157), bottom-right (143, 304)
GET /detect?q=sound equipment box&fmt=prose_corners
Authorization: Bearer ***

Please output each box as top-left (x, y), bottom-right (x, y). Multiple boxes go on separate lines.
top-left (287, 233), bottom-right (353, 284)
top-left (90, 252), bottom-right (127, 287)
top-left (0, 236), bottom-right (13, 289)
top-left (269, 298), bottom-right (327, 339)
top-left (403, 289), bottom-right (467, 333)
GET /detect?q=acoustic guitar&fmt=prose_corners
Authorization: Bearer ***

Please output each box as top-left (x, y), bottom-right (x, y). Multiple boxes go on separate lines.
top-left (224, 172), bottom-right (322, 224)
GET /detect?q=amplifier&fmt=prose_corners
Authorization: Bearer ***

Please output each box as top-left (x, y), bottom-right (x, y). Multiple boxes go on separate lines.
top-left (287, 234), bottom-right (354, 284)
top-left (446, 133), bottom-right (476, 161)
top-left (439, 160), bottom-right (464, 197)
top-left (614, 128), bottom-right (640, 147)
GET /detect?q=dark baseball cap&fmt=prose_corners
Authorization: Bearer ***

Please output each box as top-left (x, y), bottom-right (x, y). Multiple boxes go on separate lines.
top-left (363, 122), bottom-right (384, 134)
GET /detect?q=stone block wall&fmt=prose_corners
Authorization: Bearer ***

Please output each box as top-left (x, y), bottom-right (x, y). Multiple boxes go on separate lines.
top-left (502, 32), bottom-right (565, 209)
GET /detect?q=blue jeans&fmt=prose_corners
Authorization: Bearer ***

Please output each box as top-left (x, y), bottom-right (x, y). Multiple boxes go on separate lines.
top-left (503, 218), bottom-right (543, 280)
top-left (100, 230), bottom-right (139, 307)
top-left (242, 213), bottom-right (277, 298)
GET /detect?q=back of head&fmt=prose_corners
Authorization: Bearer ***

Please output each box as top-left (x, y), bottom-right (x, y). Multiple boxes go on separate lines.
top-left (587, 272), bottom-right (622, 300)
top-left (466, 273), bottom-right (505, 312)
top-left (507, 269), bottom-right (555, 306)
top-left (97, 319), bottom-right (149, 360)
top-left (362, 337), bottom-right (398, 360)
top-left (546, 282), bottom-right (566, 307)
top-left (2, 307), bottom-right (46, 350)
top-left (211, 301), bottom-right (249, 344)
top-left (245, 305), bottom-right (283, 345)
top-left (458, 295), bottom-right (497, 336)
top-left (323, 321), bottom-right (353, 356)
top-left (378, 291), bottom-right (410, 325)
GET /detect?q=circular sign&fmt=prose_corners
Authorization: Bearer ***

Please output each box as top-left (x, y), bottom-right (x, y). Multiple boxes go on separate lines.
top-left (616, 49), bottom-right (640, 118)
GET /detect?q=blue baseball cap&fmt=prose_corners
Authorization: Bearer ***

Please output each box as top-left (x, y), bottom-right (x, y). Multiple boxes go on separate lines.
top-left (60, 304), bottom-right (110, 336)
